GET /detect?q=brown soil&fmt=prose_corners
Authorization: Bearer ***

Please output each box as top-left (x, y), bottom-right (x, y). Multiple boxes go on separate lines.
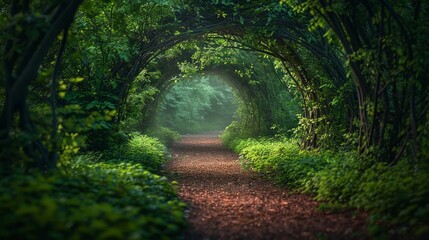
top-left (166, 133), bottom-right (367, 240)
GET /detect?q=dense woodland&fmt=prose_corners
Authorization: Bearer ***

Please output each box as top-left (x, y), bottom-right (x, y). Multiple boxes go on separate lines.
top-left (0, 0), bottom-right (428, 239)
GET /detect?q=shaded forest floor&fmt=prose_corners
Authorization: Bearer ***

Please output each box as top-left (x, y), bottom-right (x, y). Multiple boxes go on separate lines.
top-left (166, 133), bottom-right (367, 239)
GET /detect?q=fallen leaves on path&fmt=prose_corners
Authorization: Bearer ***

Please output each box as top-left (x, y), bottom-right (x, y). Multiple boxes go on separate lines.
top-left (166, 133), bottom-right (367, 240)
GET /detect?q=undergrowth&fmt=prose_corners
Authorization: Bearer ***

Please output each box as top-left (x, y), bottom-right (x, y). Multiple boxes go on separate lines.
top-left (146, 127), bottom-right (180, 146)
top-left (0, 132), bottom-right (186, 239)
top-left (95, 132), bottom-right (170, 173)
top-left (222, 131), bottom-right (429, 238)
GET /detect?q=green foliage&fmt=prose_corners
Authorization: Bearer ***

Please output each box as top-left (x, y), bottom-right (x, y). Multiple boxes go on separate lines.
top-left (146, 127), bottom-right (180, 146)
top-left (0, 170), bottom-right (185, 240)
top-left (122, 133), bottom-right (168, 172)
top-left (236, 138), bottom-right (327, 189)
top-left (98, 133), bottom-right (169, 173)
top-left (351, 161), bottom-right (429, 236)
top-left (85, 129), bottom-right (129, 152)
top-left (0, 140), bottom-right (186, 239)
top-left (311, 157), bottom-right (429, 237)
top-left (283, 0), bottom-right (429, 160)
top-left (308, 153), bottom-right (364, 203)
top-left (220, 121), bottom-right (250, 150)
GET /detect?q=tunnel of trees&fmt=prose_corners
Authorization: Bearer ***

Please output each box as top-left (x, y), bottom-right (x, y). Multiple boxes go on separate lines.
top-left (0, 0), bottom-right (428, 239)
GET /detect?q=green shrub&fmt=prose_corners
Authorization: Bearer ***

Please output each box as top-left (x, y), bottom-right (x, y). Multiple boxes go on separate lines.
top-left (233, 138), bottom-right (263, 153)
top-left (309, 156), bottom-right (429, 238)
top-left (85, 129), bottom-right (129, 152)
top-left (0, 131), bottom-right (186, 239)
top-left (238, 138), bottom-right (327, 190)
top-left (221, 121), bottom-right (251, 150)
top-left (100, 133), bottom-right (168, 173)
top-left (0, 161), bottom-right (186, 239)
top-left (123, 133), bottom-right (167, 172)
top-left (146, 127), bottom-right (180, 146)
top-left (309, 152), bottom-right (362, 203)
top-left (351, 161), bottom-right (429, 237)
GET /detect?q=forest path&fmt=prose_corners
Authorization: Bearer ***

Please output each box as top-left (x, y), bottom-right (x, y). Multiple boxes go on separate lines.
top-left (166, 133), bottom-right (366, 240)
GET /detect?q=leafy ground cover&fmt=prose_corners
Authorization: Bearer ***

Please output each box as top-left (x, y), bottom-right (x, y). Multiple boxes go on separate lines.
top-left (222, 131), bottom-right (429, 238)
top-left (0, 133), bottom-right (186, 239)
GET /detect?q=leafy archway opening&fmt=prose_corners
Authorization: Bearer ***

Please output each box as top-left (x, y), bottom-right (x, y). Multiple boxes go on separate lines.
top-left (117, 38), bottom-right (303, 145)
top-left (155, 74), bottom-right (238, 134)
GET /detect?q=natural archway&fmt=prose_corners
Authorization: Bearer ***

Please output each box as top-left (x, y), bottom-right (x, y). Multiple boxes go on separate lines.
top-left (129, 47), bottom-right (301, 139)
top-left (1, 1), bottom-right (428, 238)
top-left (1, 0), bottom-right (355, 167)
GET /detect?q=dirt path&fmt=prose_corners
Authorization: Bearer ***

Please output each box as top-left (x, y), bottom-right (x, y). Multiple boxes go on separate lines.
top-left (166, 134), bottom-right (367, 240)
